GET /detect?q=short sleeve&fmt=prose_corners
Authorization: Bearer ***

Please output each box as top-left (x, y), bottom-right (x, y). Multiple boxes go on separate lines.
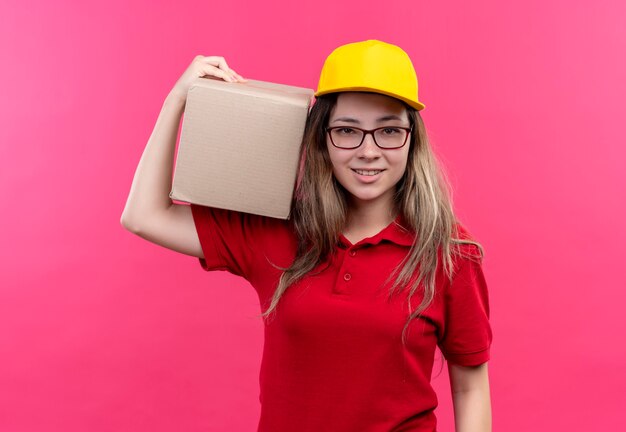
top-left (438, 252), bottom-right (493, 366)
top-left (190, 204), bottom-right (262, 279)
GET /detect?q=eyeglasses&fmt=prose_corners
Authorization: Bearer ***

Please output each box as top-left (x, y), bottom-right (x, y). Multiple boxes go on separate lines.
top-left (326, 125), bottom-right (413, 149)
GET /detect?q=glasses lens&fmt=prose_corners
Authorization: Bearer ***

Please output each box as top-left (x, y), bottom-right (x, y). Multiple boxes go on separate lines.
top-left (330, 127), bottom-right (364, 148)
top-left (374, 127), bottom-right (409, 148)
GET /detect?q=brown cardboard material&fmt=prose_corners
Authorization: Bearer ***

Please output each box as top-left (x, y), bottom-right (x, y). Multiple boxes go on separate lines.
top-left (170, 77), bottom-right (314, 219)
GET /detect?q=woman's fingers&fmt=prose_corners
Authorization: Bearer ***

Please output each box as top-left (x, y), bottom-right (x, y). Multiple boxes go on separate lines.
top-left (201, 56), bottom-right (246, 82)
top-left (229, 67), bottom-right (247, 82)
top-left (202, 56), bottom-right (231, 75)
top-left (202, 55), bottom-right (228, 67)
top-left (205, 66), bottom-right (235, 82)
top-left (172, 55), bottom-right (246, 99)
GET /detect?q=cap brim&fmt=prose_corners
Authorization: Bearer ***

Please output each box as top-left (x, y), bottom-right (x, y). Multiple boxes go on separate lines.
top-left (314, 86), bottom-right (425, 111)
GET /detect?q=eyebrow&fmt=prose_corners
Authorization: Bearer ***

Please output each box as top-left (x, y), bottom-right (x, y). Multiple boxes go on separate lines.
top-left (330, 115), bottom-right (406, 124)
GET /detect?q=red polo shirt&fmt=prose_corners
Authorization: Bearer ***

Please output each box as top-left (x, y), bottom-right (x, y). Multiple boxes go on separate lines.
top-left (190, 204), bottom-right (492, 432)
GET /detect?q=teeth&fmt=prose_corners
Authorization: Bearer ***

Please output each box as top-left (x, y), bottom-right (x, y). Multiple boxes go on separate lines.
top-left (354, 169), bottom-right (382, 176)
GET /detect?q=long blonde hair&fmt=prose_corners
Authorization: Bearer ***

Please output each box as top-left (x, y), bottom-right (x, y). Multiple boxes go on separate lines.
top-left (261, 92), bottom-right (483, 343)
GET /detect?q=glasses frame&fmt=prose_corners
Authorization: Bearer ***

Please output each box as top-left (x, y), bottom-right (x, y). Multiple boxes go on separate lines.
top-left (326, 125), bottom-right (414, 149)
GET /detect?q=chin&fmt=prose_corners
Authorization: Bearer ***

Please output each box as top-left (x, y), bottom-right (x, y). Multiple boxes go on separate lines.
top-left (344, 187), bottom-right (394, 206)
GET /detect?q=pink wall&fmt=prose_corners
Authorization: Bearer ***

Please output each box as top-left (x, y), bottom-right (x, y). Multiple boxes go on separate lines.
top-left (1, 0), bottom-right (625, 430)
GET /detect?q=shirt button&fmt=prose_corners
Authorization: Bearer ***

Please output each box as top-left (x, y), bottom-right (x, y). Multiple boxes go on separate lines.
top-left (349, 250), bottom-right (356, 257)
top-left (344, 273), bottom-right (352, 281)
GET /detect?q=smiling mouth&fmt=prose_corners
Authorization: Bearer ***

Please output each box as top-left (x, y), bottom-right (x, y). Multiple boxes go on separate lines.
top-left (352, 169), bottom-right (384, 176)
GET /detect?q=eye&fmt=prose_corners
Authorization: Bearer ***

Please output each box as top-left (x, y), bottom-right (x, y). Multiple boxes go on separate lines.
top-left (381, 127), bottom-right (402, 135)
top-left (336, 127), bottom-right (357, 135)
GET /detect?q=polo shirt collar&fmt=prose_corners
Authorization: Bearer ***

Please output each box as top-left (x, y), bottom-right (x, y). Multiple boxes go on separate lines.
top-left (338, 215), bottom-right (415, 248)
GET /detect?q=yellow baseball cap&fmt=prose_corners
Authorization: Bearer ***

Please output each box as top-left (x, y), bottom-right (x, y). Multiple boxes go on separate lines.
top-left (315, 40), bottom-right (425, 111)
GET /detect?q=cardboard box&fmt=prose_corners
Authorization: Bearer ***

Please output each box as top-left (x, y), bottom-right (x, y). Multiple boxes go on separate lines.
top-left (170, 77), bottom-right (314, 219)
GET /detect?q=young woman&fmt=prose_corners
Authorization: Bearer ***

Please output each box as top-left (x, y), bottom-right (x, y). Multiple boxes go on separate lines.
top-left (122, 40), bottom-right (492, 432)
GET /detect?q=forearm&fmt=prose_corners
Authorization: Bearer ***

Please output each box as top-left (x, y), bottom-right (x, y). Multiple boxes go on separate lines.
top-left (448, 362), bottom-right (492, 432)
top-left (121, 90), bottom-right (186, 227)
top-left (452, 387), bottom-right (492, 432)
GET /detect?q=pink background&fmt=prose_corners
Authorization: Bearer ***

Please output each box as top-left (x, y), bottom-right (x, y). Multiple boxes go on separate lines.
top-left (1, 0), bottom-right (625, 430)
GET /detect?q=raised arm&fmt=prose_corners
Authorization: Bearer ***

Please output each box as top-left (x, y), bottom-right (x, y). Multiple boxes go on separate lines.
top-left (120, 56), bottom-right (246, 257)
top-left (449, 362), bottom-right (492, 432)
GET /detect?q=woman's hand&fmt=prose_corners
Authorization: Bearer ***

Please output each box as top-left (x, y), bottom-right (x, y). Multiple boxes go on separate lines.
top-left (170, 55), bottom-right (247, 101)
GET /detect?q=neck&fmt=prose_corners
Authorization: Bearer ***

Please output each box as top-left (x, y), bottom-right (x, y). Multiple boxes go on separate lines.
top-left (344, 194), bottom-right (397, 240)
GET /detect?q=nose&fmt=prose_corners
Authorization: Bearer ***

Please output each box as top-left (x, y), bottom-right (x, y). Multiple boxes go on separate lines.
top-left (356, 132), bottom-right (381, 159)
